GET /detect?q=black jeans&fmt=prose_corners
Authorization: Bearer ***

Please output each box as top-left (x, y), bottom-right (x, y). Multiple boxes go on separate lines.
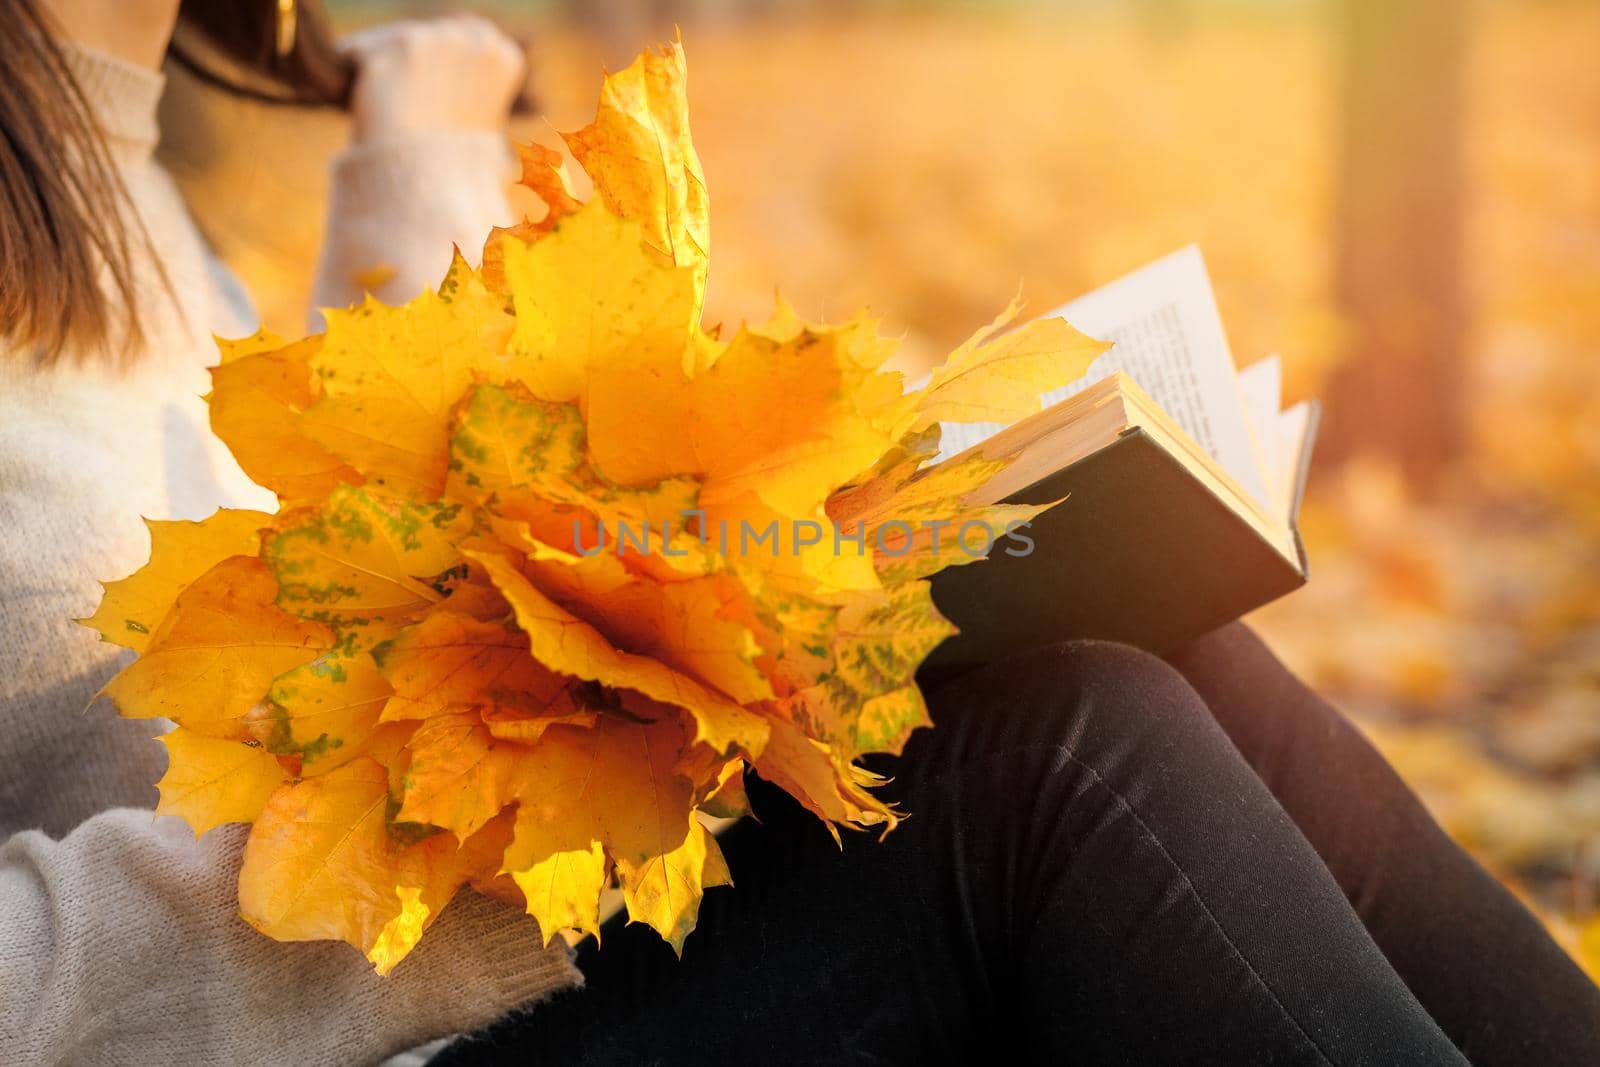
top-left (433, 625), bottom-right (1600, 1065)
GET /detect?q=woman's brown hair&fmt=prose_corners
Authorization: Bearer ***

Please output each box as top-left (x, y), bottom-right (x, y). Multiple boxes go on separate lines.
top-left (0, 0), bottom-right (352, 365)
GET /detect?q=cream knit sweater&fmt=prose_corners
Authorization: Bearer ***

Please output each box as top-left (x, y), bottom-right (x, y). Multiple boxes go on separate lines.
top-left (0, 45), bottom-right (578, 1066)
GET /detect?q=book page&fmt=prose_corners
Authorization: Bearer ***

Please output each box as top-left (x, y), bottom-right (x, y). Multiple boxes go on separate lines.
top-left (1039, 247), bottom-right (1271, 508)
top-left (934, 415), bottom-right (1007, 457)
top-left (937, 247), bottom-right (1272, 509)
top-left (1237, 355), bottom-right (1285, 513)
top-left (1276, 400), bottom-right (1317, 522)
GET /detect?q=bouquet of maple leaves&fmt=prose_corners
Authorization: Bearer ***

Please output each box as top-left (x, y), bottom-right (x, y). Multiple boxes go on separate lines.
top-left (84, 41), bottom-right (1105, 973)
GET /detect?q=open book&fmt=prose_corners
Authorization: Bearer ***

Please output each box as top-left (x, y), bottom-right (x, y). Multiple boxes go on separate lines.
top-left (924, 247), bottom-right (1319, 668)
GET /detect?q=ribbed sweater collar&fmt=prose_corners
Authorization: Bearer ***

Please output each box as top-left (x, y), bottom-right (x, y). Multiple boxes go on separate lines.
top-left (60, 42), bottom-right (165, 166)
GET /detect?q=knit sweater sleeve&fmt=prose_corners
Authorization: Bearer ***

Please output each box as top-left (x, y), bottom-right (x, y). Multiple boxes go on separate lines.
top-left (310, 130), bottom-right (516, 323)
top-left (0, 817), bottom-right (579, 1066)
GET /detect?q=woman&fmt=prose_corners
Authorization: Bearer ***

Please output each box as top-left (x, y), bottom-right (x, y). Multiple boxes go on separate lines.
top-left (2, 5), bottom-right (1596, 1067)
top-left (0, 2), bottom-right (578, 1063)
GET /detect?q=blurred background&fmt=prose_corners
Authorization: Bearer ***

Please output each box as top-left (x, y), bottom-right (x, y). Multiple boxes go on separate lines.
top-left (159, 0), bottom-right (1600, 972)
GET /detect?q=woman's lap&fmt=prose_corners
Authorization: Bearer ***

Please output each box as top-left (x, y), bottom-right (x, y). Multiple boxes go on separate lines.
top-left (433, 635), bottom-right (1588, 1065)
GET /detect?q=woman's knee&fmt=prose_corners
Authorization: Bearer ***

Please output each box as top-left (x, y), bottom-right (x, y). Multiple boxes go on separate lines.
top-left (910, 641), bottom-right (1310, 915)
top-left (924, 639), bottom-right (1224, 765)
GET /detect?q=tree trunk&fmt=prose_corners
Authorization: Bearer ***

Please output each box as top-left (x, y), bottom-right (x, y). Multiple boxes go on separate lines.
top-left (1319, 0), bottom-right (1470, 486)
top-left (1134, 0), bottom-right (1195, 42)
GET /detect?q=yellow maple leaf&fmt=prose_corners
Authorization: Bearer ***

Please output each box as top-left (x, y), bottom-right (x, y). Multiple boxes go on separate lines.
top-left (469, 548), bottom-right (770, 758)
top-left (716, 493), bottom-right (883, 598)
top-left (829, 429), bottom-right (1054, 584)
top-left (366, 886), bottom-right (430, 976)
top-left (446, 381), bottom-right (585, 500)
top-left (300, 264), bottom-right (515, 499)
top-left (500, 714), bottom-right (709, 945)
top-left (447, 381), bottom-right (699, 531)
top-left (480, 142), bottom-right (581, 290)
top-left (393, 712), bottom-right (524, 840)
top-left (513, 141), bottom-right (581, 223)
top-left (699, 758), bottom-right (751, 820)
top-left (102, 556), bottom-right (332, 738)
top-left (869, 499), bottom-right (1050, 586)
top-left (685, 326), bottom-right (904, 518)
top-left (616, 815), bottom-right (731, 955)
top-left (564, 38), bottom-right (710, 296)
top-left (81, 508), bottom-right (270, 652)
top-left (510, 715), bottom-right (695, 869)
top-left (913, 294), bottom-right (1110, 429)
top-left (249, 644), bottom-right (391, 775)
top-left (374, 610), bottom-right (573, 723)
top-left (239, 758), bottom-right (479, 971)
top-left (754, 715), bottom-right (897, 839)
top-left (263, 485), bottom-right (468, 630)
top-left (501, 200), bottom-right (700, 407)
top-left (829, 429), bottom-right (995, 528)
top-left (513, 540), bottom-right (772, 706)
top-left (155, 729), bottom-right (288, 835)
top-left (792, 583), bottom-right (955, 760)
top-left (208, 335), bottom-right (363, 504)
top-left (506, 835), bottom-right (608, 948)
top-left (585, 319), bottom-right (906, 524)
